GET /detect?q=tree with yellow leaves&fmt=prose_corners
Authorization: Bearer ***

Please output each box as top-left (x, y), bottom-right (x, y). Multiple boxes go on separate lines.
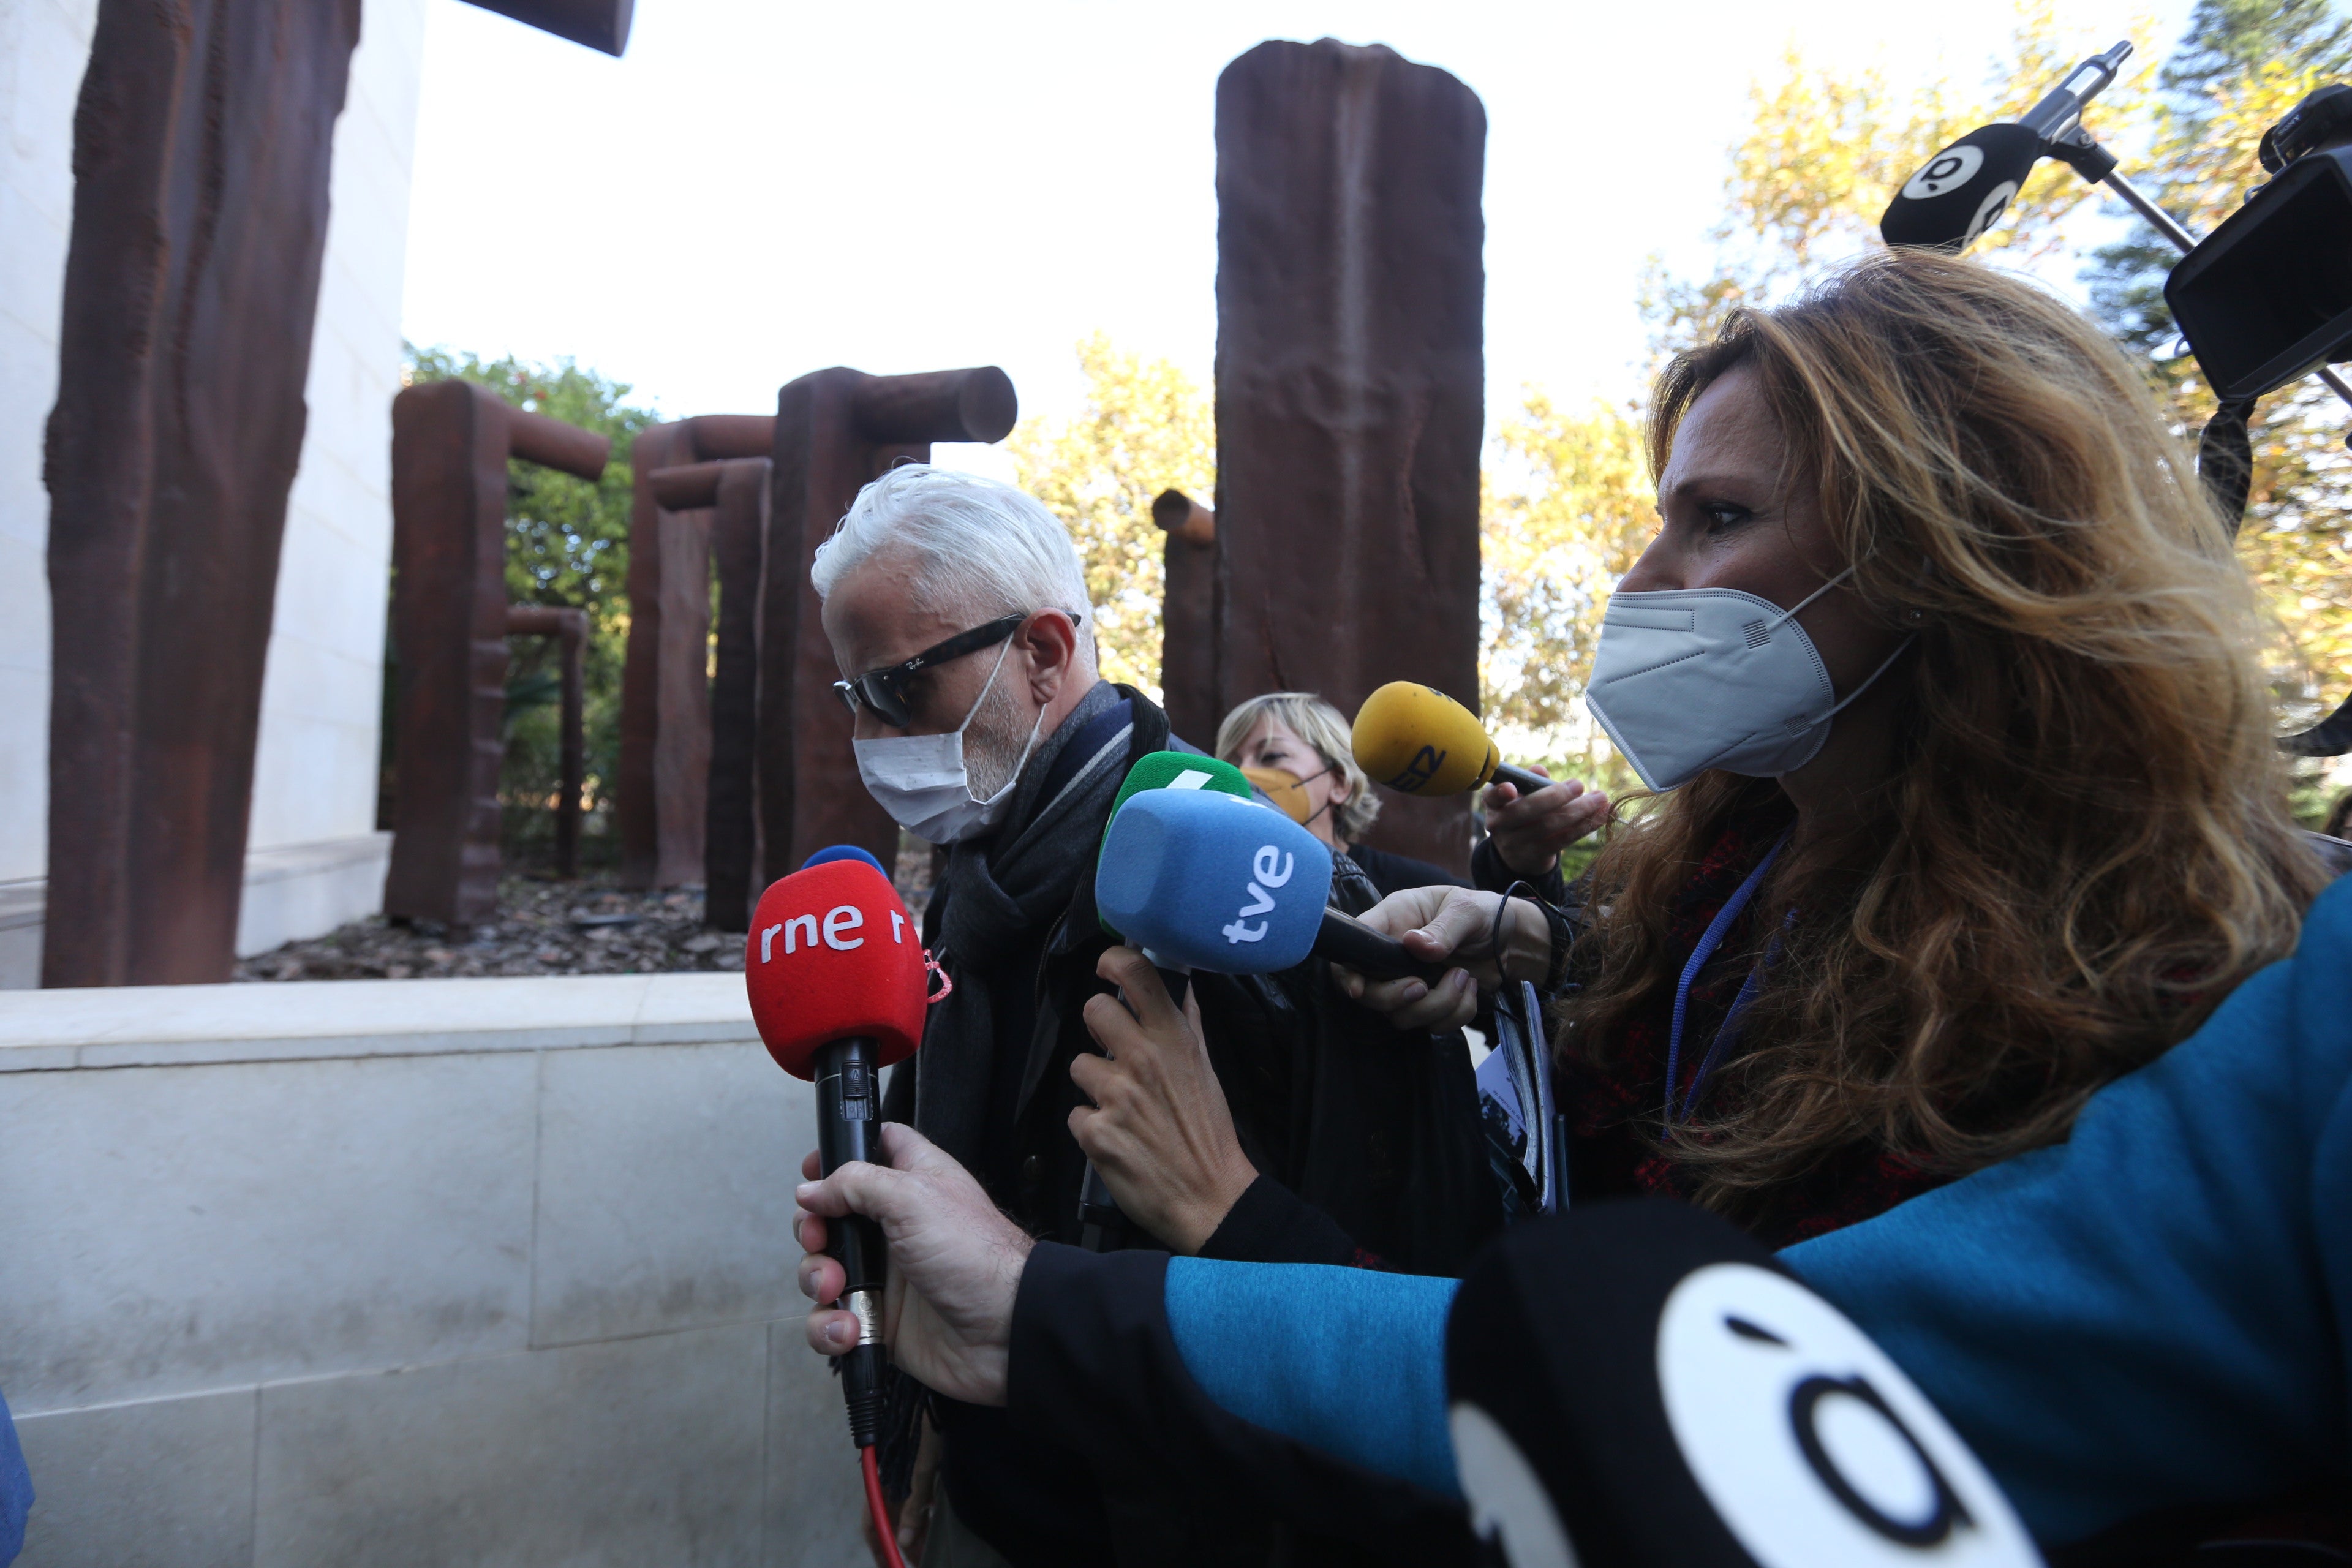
top-left (1645, 4), bottom-right (2158, 355)
top-left (1479, 394), bottom-right (1653, 793)
top-left (1008, 333), bottom-right (1214, 698)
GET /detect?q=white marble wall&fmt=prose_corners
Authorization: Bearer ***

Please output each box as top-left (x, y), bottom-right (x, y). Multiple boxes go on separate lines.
top-left (0, 973), bottom-right (864, 1567)
top-left (0, 0), bottom-right (427, 979)
top-left (0, 0), bottom-right (96, 889)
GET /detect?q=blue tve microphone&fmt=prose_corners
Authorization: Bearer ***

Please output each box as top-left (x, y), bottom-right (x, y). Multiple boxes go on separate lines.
top-left (1096, 789), bottom-right (1332, 973)
top-left (1097, 789), bottom-right (1451, 982)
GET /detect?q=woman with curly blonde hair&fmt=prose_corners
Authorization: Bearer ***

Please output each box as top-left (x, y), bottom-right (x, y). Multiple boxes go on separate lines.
top-left (1349, 248), bottom-right (2333, 1245)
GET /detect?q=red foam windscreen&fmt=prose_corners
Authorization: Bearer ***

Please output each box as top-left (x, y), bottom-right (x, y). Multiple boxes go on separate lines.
top-left (745, 860), bottom-right (928, 1080)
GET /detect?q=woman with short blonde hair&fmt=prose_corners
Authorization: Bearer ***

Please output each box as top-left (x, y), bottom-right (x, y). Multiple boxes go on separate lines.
top-left (1215, 691), bottom-right (1382, 846)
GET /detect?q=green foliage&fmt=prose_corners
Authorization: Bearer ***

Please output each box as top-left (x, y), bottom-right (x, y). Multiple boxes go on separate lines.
top-left (1008, 334), bottom-right (1215, 696)
top-left (400, 345), bottom-right (660, 864)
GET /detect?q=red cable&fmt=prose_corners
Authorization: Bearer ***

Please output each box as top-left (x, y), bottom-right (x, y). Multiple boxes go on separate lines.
top-left (862, 1446), bottom-right (908, 1568)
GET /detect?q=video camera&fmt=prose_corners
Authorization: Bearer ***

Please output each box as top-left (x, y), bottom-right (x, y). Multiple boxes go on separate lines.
top-left (1881, 44), bottom-right (2352, 758)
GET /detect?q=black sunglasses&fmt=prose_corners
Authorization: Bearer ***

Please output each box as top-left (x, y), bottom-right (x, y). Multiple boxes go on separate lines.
top-left (832, 613), bottom-right (1028, 728)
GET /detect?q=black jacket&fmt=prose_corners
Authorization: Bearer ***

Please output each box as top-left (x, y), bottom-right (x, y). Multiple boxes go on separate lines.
top-left (887, 688), bottom-right (1498, 1567)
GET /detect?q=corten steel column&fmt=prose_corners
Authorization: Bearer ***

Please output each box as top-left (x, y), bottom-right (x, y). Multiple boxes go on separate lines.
top-left (761, 368), bottom-right (1018, 882)
top-left (39, 0), bottom-right (630, 985)
top-left (619, 415), bottom-right (774, 889)
top-left (1214, 40), bottom-right (1487, 875)
top-left (504, 606), bottom-right (589, 879)
top-left (40, 0), bottom-right (363, 987)
top-left (385, 380), bottom-right (609, 927)
top-left (647, 458), bottom-right (773, 930)
top-left (1153, 489), bottom-right (1219, 747)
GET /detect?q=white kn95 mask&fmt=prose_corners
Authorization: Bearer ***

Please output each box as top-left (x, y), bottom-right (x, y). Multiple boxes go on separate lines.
top-left (1583, 568), bottom-right (1914, 793)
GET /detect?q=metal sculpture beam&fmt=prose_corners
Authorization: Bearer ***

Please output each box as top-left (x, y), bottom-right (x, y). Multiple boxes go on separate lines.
top-left (40, 0), bottom-right (363, 986)
top-left (38, 0), bottom-right (630, 987)
top-left (761, 368), bottom-right (1019, 881)
top-left (1213, 39), bottom-right (1486, 874)
top-left (1153, 488), bottom-right (1219, 746)
top-left (385, 380), bottom-right (609, 927)
top-left (646, 457), bottom-right (773, 930)
top-left (459, 0), bottom-right (633, 55)
top-left (619, 417), bottom-right (773, 890)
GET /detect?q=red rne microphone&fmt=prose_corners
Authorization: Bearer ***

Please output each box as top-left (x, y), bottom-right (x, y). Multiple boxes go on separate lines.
top-left (745, 853), bottom-right (927, 1455)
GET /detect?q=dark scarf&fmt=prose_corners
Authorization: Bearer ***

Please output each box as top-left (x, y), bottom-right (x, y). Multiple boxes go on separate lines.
top-left (916, 680), bottom-right (1158, 1170)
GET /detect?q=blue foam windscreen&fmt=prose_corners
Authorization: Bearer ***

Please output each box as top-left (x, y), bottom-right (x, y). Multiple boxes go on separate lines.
top-left (1095, 789), bottom-right (1333, 974)
top-left (802, 844), bottom-right (890, 875)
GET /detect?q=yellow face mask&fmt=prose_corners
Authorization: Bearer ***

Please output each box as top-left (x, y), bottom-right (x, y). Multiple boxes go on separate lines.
top-left (1242, 766), bottom-right (1315, 826)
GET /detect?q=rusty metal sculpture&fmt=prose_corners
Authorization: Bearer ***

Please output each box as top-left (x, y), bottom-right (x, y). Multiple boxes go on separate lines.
top-left (384, 380), bottom-right (609, 927)
top-left (460, 0), bottom-right (633, 54)
top-left (38, 0), bottom-right (628, 986)
top-left (644, 457), bottom-right (773, 930)
top-left (503, 605), bottom-right (589, 879)
top-left (1153, 488), bottom-right (1219, 746)
top-left (759, 368), bottom-right (1019, 883)
top-left (40, 0), bottom-right (363, 987)
top-left (1213, 39), bottom-right (1486, 875)
top-left (618, 417), bottom-right (774, 891)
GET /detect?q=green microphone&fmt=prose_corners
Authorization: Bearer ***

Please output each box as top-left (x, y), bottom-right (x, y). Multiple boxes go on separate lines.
top-left (1096, 751), bottom-right (1256, 941)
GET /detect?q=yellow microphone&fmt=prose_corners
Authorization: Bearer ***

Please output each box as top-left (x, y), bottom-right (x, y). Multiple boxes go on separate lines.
top-left (1351, 682), bottom-right (1551, 797)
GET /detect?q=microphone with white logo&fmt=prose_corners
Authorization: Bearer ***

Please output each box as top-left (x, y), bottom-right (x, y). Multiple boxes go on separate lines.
top-left (1449, 1200), bottom-right (2044, 1567)
top-left (745, 848), bottom-right (931, 1566)
top-left (1880, 41), bottom-right (2132, 252)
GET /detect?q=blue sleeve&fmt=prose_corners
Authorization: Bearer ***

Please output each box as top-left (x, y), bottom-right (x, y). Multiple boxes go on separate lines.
top-left (1786, 873), bottom-right (2352, 1548)
top-left (0, 1387), bottom-right (31, 1564)
top-left (1163, 1258), bottom-right (1461, 1499)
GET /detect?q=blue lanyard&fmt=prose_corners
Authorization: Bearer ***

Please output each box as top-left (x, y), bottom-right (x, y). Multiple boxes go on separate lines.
top-left (1664, 828), bottom-right (1792, 1128)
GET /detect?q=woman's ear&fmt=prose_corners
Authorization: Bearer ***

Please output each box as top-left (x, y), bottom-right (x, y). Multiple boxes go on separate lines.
top-left (1325, 760), bottom-right (1353, 805)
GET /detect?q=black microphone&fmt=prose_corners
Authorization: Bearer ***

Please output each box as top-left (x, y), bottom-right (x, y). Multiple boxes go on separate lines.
top-left (1880, 122), bottom-right (2043, 251)
top-left (1882, 40), bottom-right (2133, 253)
top-left (1447, 1200), bottom-right (2043, 1567)
top-left (1316, 906), bottom-right (1449, 984)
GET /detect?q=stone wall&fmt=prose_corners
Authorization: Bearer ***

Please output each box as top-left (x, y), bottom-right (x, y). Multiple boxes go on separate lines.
top-left (0, 974), bottom-right (863, 1566)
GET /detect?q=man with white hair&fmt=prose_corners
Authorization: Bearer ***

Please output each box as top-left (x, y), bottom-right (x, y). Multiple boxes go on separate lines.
top-left (816, 464), bottom-right (1184, 1566)
top-left (813, 466), bottom-right (1498, 1566)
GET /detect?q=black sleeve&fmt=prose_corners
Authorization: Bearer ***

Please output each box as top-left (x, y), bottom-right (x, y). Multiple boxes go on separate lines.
top-left (1198, 1174), bottom-right (1366, 1267)
top-left (1471, 835), bottom-right (1569, 905)
top-left (1006, 1242), bottom-right (1474, 1564)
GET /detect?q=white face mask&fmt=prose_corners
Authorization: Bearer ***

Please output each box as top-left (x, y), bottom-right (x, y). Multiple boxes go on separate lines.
top-left (1584, 568), bottom-right (1914, 792)
top-left (851, 639), bottom-right (1046, 843)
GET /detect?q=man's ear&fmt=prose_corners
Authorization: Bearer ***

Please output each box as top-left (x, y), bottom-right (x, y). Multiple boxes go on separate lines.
top-left (1020, 609), bottom-right (1080, 704)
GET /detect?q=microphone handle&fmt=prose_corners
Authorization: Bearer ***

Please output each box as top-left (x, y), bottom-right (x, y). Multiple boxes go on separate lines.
top-left (813, 1037), bottom-right (888, 1447)
top-left (1491, 761), bottom-right (1553, 794)
top-left (1316, 908), bottom-right (1449, 984)
top-left (1079, 962), bottom-right (1193, 1251)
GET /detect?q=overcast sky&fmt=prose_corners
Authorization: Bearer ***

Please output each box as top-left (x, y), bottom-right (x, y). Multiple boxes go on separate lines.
top-left (400, 0), bottom-right (2192, 477)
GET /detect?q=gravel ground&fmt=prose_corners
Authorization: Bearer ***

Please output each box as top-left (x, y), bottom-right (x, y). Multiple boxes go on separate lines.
top-left (234, 837), bottom-right (943, 982)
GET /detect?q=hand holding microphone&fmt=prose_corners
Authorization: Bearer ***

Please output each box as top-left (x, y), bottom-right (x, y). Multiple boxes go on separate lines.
top-left (1334, 885), bottom-right (1558, 1034)
top-left (795, 1123), bottom-right (1032, 1409)
top-left (1352, 683), bottom-right (1608, 875)
top-left (1070, 946), bottom-right (1261, 1255)
top-left (747, 850), bottom-right (935, 1567)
